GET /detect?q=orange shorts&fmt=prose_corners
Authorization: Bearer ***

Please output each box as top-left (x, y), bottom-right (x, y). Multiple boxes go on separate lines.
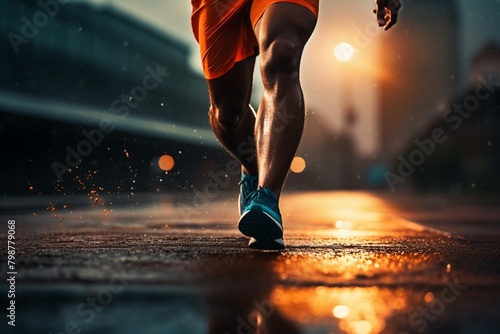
top-left (191, 0), bottom-right (319, 80)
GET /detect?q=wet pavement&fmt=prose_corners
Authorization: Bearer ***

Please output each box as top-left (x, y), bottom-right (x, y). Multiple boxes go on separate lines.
top-left (1, 191), bottom-right (500, 334)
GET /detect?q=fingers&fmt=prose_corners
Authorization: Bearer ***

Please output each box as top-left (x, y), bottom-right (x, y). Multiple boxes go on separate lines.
top-left (376, 0), bottom-right (388, 27)
top-left (374, 0), bottom-right (401, 31)
top-left (384, 12), bottom-right (398, 30)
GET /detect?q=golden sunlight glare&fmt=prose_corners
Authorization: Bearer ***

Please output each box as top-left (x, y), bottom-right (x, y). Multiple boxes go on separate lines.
top-left (333, 305), bottom-right (350, 319)
top-left (334, 42), bottom-right (355, 62)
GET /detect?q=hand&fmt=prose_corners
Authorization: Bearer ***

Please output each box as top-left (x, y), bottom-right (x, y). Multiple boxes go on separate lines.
top-left (373, 0), bottom-right (401, 31)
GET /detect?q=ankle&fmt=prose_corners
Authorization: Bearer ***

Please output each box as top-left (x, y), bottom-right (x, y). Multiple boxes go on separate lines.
top-left (242, 167), bottom-right (258, 177)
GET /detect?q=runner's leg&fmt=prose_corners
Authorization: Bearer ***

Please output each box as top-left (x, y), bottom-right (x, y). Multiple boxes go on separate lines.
top-left (207, 56), bottom-right (258, 176)
top-left (253, 2), bottom-right (317, 198)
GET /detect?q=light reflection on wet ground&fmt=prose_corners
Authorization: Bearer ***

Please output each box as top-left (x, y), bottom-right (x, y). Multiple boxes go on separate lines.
top-left (271, 286), bottom-right (409, 333)
top-left (1, 191), bottom-right (499, 333)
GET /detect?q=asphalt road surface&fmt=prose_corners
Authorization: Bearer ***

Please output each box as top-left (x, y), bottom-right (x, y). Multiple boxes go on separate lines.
top-left (1, 191), bottom-right (499, 334)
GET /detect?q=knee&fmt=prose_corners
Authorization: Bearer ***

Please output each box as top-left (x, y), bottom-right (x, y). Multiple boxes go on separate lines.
top-left (209, 98), bottom-right (246, 130)
top-left (260, 39), bottom-right (301, 85)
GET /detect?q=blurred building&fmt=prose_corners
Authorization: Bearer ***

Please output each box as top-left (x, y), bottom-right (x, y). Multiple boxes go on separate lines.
top-left (377, 0), bottom-right (460, 159)
top-left (0, 0), bottom-right (209, 125)
top-left (0, 0), bottom-right (233, 195)
top-left (469, 42), bottom-right (500, 87)
top-left (291, 108), bottom-right (363, 190)
top-left (393, 44), bottom-right (500, 193)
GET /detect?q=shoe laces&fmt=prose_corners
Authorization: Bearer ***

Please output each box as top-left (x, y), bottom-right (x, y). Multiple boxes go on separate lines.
top-left (239, 174), bottom-right (258, 196)
top-left (246, 187), bottom-right (279, 209)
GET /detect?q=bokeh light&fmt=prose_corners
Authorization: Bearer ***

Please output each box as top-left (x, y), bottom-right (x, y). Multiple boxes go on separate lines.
top-left (291, 156), bottom-right (306, 173)
top-left (158, 154), bottom-right (175, 171)
top-left (333, 305), bottom-right (350, 318)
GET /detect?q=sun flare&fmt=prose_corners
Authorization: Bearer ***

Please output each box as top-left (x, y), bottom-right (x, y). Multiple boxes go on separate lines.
top-left (334, 42), bottom-right (355, 62)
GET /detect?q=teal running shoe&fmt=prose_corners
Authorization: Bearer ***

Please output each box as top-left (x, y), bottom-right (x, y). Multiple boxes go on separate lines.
top-left (238, 172), bottom-right (258, 215)
top-left (238, 187), bottom-right (285, 250)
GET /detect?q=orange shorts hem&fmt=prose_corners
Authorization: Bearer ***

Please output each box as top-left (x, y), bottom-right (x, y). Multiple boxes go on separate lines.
top-left (250, 0), bottom-right (319, 27)
top-left (191, 0), bottom-right (319, 80)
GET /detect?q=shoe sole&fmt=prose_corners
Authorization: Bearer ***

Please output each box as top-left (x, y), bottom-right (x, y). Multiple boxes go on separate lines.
top-left (238, 204), bottom-right (283, 241)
